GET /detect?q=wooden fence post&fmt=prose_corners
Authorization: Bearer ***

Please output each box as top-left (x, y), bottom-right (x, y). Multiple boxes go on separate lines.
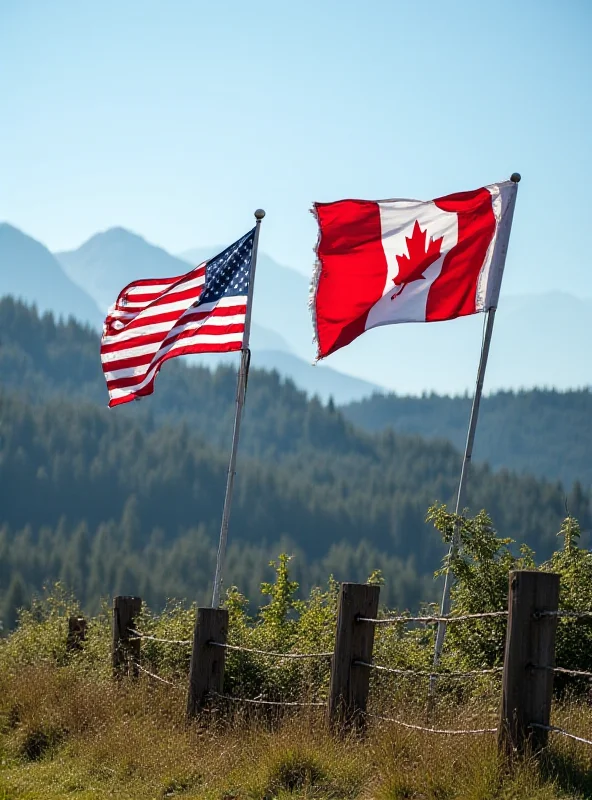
top-left (67, 616), bottom-right (87, 652)
top-left (499, 570), bottom-right (560, 755)
top-left (328, 582), bottom-right (380, 730)
top-left (186, 607), bottom-right (228, 720)
top-left (112, 596), bottom-right (142, 677)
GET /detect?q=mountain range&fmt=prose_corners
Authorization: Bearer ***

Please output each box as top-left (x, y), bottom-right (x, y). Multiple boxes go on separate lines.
top-left (1, 221), bottom-right (591, 402)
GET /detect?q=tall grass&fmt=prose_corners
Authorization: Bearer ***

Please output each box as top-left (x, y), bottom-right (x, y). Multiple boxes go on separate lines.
top-left (0, 585), bottom-right (590, 799)
top-left (0, 663), bottom-right (590, 799)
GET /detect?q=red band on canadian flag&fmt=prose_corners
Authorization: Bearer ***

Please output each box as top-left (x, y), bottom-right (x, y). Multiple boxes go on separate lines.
top-left (311, 181), bottom-right (517, 360)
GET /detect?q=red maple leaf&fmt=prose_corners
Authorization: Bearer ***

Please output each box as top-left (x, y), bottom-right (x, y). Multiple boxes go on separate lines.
top-left (391, 220), bottom-right (443, 300)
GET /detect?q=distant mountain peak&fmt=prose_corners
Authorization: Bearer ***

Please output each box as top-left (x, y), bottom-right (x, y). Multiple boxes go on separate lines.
top-left (1, 221), bottom-right (44, 245)
top-left (0, 224), bottom-right (103, 328)
top-left (0, 221), bottom-right (20, 233)
top-left (67, 226), bottom-right (165, 253)
top-left (90, 225), bottom-right (142, 241)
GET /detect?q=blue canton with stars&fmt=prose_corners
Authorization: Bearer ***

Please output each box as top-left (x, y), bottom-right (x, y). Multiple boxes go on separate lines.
top-left (197, 228), bottom-right (256, 306)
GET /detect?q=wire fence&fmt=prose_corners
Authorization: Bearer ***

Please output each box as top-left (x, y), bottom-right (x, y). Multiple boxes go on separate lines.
top-left (128, 630), bottom-right (332, 707)
top-left (128, 630), bottom-right (333, 659)
top-left (366, 712), bottom-right (497, 735)
top-left (209, 691), bottom-right (325, 708)
top-left (113, 593), bottom-right (592, 749)
top-left (133, 660), bottom-right (185, 689)
top-left (536, 665), bottom-right (592, 679)
top-left (129, 629), bottom-right (192, 646)
top-left (358, 611), bottom-right (509, 625)
top-left (208, 641), bottom-right (333, 659)
top-left (354, 660), bottom-right (503, 679)
top-left (531, 723), bottom-right (592, 747)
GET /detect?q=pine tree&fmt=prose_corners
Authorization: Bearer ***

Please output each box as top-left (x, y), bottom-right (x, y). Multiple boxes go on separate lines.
top-left (2, 572), bottom-right (27, 630)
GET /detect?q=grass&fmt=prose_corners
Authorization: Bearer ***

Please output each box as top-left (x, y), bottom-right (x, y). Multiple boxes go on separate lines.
top-left (0, 576), bottom-right (590, 799)
top-left (0, 664), bottom-right (591, 799)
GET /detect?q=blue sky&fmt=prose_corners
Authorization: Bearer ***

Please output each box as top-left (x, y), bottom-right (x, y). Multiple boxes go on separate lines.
top-left (1, 0), bottom-right (590, 298)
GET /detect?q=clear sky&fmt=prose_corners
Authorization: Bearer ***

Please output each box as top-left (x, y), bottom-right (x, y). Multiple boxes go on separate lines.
top-left (1, 0), bottom-right (590, 297)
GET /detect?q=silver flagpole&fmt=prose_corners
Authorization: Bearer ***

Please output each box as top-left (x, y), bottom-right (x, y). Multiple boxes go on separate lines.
top-left (211, 209), bottom-right (265, 608)
top-left (430, 175), bottom-right (520, 683)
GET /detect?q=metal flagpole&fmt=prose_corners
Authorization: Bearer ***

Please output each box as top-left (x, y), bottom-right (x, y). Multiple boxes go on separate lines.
top-left (430, 175), bottom-right (520, 681)
top-left (211, 209), bottom-right (265, 608)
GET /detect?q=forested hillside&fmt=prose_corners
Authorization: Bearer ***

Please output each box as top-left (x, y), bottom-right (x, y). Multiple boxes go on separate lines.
top-left (0, 298), bottom-right (590, 627)
top-left (342, 389), bottom-right (592, 487)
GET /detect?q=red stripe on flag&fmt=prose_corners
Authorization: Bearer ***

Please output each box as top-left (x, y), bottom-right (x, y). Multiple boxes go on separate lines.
top-left (120, 280), bottom-right (205, 309)
top-left (161, 320), bottom-right (245, 349)
top-left (426, 188), bottom-right (496, 321)
top-left (313, 200), bottom-right (388, 359)
top-left (107, 305), bottom-right (203, 335)
top-left (101, 330), bottom-right (168, 355)
top-left (116, 269), bottom-right (202, 295)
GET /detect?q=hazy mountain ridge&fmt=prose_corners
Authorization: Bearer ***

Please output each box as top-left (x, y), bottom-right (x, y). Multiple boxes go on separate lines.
top-left (342, 387), bottom-right (592, 489)
top-left (323, 294), bottom-right (592, 395)
top-left (0, 223), bottom-right (103, 329)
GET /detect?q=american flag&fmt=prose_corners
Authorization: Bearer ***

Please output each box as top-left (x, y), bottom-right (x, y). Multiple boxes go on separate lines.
top-left (100, 228), bottom-right (256, 407)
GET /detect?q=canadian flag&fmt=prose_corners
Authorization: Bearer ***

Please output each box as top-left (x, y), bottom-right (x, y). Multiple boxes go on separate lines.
top-left (311, 181), bottom-right (517, 360)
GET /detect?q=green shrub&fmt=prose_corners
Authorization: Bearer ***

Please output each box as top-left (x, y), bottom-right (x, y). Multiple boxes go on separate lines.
top-left (542, 516), bottom-right (592, 688)
top-left (428, 505), bottom-right (592, 697)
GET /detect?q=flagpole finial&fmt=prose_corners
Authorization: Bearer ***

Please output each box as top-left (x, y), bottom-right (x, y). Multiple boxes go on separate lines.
top-left (510, 173), bottom-right (521, 183)
top-left (254, 209), bottom-right (266, 220)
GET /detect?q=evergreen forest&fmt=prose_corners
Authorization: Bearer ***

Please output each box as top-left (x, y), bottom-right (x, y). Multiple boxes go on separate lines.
top-left (0, 297), bottom-right (590, 628)
top-left (343, 386), bottom-right (592, 487)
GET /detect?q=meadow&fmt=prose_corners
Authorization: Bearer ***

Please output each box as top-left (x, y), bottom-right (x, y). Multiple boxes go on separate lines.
top-left (1, 510), bottom-right (591, 799)
top-left (1, 664), bottom-right (590, 799)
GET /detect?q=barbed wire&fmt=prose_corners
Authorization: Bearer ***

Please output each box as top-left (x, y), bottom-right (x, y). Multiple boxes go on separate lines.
top-left (129, 629), bottom-right (192, 646)
top-left (208, 641), bottom-right (333, 660)
top-left (533, 610), bottom-right (592, 620)
top-left (551, 666), bottom-right (592, 678)
top-left (358, 611), bottom-right (508, 625)
top-left (133, 660), bottom-right (185, 689)
top-left (354, 660), bottom-right (503, 678)
top-left (209, 691), bottom-right (325, 708)
top-left (531, 723), bottom-right (592, 747)
top-left (366, 712), bottom-right (497, 735)
top-left (533, 665), bottom-right (592, 679)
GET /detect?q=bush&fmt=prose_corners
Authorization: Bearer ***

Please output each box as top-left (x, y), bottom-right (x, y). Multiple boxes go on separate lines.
top-left (542, 516), bottom-right (592, 690)
top-left (428, 505), bottom-right (592, 695)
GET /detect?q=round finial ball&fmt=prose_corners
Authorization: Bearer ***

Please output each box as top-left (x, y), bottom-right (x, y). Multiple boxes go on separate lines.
top-left (254, 208), bottom-right (266, 220)
top-left (510, 172), bottom-right (521, 183)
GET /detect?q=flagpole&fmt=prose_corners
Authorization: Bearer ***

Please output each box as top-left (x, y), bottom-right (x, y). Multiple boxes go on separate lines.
top-left (430, 175), bottom-right (520, 682)
top-left (211, 209), bottom-right (265, 608)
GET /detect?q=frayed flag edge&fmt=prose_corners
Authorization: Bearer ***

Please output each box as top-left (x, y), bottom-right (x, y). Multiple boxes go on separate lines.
top-left (308, 204), bottom-right (323, 363)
